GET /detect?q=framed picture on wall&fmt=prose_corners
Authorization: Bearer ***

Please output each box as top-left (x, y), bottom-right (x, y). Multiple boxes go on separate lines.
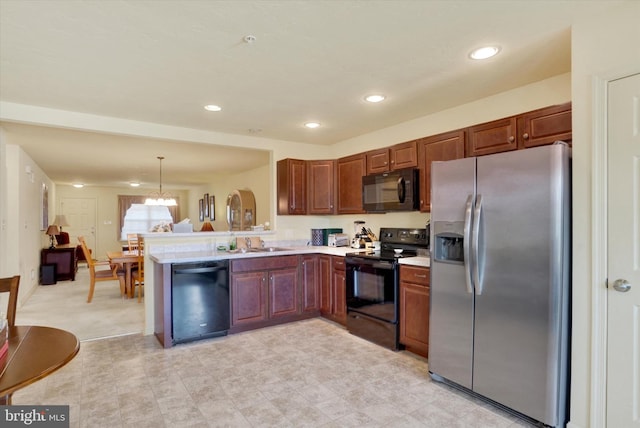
top-left (41, 183), bottom-right (49, 231)
top-left (199, 199), bottom-right (204, 222)
top-left (209, 196), bottom-right (215, 220)
top-left (203, 193), bottom-right (209, 218)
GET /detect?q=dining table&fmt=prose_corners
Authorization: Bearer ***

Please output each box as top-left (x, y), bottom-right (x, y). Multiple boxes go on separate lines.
top-left (107, 250), bottom-right (141, 298)
top-left (0, 325), bottom-right (80, 404)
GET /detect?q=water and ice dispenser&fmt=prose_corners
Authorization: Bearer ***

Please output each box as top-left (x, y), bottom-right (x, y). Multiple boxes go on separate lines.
top-left (433, 221), bottom-right (465, 263)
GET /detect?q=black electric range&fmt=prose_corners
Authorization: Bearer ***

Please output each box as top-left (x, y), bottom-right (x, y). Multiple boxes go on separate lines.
top-left (344, 227), bottom-right (428, 351)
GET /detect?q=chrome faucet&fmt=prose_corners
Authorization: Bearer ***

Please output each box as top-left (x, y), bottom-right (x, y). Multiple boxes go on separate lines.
top-left (246, 237), bottom-right (252, 248)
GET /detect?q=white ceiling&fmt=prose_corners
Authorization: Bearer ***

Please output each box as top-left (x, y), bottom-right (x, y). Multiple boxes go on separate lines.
top-left (0, 0), bottom-right (623, 188)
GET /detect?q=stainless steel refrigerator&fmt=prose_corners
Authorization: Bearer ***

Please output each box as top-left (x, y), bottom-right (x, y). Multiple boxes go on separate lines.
top-left (429, 143), bottom-right (571, 427)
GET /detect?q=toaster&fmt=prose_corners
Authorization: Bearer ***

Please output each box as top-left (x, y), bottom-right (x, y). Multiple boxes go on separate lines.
top-left (328, 233), bottom-right (349, 247)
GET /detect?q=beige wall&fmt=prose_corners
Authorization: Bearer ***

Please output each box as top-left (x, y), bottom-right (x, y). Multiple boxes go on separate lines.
top-left (0, 141), bottom-right (55, 306)
top-left (55, 184), bottom-right (189, 256)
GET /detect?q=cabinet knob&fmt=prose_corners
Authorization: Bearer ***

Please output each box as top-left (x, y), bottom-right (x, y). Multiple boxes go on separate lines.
top-left (508, 136), bottom-right (515, 143)
top-left (390, 160), bottom-right (394, 164)
top-left (522, 133), bottom-right (529, 140)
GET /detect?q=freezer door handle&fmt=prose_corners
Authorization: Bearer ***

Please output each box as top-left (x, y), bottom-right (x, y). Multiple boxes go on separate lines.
top-left (463, 194), bottom-right (474, 294)
top-left (472, 194), bottom-right (484, 295)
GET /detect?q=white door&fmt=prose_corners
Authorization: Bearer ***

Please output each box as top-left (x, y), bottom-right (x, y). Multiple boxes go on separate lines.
top-left (607, 72), bottom-right (640, 427)
top-left (60, 198), bottom-right (97, 252)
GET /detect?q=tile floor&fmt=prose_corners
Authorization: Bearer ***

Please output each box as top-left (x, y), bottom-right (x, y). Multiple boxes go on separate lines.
top-left (12, 269), bottom-right (538, 427)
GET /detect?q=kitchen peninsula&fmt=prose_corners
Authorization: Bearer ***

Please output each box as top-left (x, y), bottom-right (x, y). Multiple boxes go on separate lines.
top-left (147, 233), bottom-right (429, 348)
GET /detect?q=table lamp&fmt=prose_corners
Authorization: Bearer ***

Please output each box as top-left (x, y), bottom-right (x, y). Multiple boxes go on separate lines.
top-left (46, 225), bottom-right (60, 249)
top-left (53, 215), bottom-right (70, 231)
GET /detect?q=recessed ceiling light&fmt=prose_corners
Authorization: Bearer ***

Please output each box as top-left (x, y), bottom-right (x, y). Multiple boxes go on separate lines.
top-left (469, 46), bottom-right (500, 60)
top-left (365, 94), bottom-right (386, 103)
top-left (72, 183), bottom-right (84, 188)
top-left (304, 122), bottom-right (320, 129)
top-left (204, 104), bottom-right (222, 112)
top-left (130, 182), bottom-right (140, 187)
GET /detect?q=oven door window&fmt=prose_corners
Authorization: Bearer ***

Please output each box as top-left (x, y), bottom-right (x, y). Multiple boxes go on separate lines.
top-left (346, 261), bottom-right (397, 322)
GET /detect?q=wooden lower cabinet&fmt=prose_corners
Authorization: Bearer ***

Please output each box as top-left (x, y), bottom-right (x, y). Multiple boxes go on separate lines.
top-left (300, 255), bottom-right (320, 313)
top-left (230, 255), bottom-right (319, 333)
top-left (268, 267), bottom-right (299, 318)
top-left (231, 271), bottom-right (267, 325)
top-left (319, 255), bottom-right (332, 316)
top-left (399, 265), bottom-right (430, 357)
top-left (320, 255), bottom-right (346, 325)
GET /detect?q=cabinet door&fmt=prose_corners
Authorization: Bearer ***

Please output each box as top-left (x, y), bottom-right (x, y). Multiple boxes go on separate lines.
top-left (517, 102), bottom-right (572, 149)
top-left (418, 130), bottom-right (465, 212)
top-left (467, 117), bottom-right (517, 157)
top-left (390, 140), bottom-right (418, 170)
top-left (366, 148), bottom-right (390, 174)
top-left (277, 158), bottom-right (306, 215)
top-left (319, 255), bottom-right (332, 316)
top-left (331, 265), bottom-right (347, 326)
top-left (399, 265), bottom-right (430, 355)
top-left (231, 272), bottom-right (267, 326)
top-left (307, 160), bottom-right (335, 215)
top-left (399, 281), bottom-right (430, 356)
top-left (269, 268), bottom-right (299, 319)
top-left (337, 153), bottom-right (366, 214)
top-left (300, 255), bottom-right (320, 313)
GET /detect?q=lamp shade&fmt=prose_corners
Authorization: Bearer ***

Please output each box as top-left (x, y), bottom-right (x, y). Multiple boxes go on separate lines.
top-left (53, 215), bottom-right (70, 227)
top-left (46, 225), bottom-right (60, 236)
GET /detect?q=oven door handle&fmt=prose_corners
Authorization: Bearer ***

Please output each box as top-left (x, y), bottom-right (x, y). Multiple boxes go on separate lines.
top-left (346, 259), bottom-right (395, 270)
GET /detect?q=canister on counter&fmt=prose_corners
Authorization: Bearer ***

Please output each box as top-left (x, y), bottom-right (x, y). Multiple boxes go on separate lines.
top-left (311, 229), bottom-right (324, 246)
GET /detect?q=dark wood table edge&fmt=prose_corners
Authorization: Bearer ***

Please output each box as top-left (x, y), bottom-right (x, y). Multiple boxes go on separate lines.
top-left (0, 325), bottom-right (80, 401)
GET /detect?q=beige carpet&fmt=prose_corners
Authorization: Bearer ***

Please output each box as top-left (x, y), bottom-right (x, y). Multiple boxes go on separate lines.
top-left (16, 266), bottom-right (145, 341)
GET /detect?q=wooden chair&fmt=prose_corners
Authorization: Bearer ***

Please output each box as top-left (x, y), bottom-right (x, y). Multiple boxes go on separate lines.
top-left (131, 235), bottom-right (145, 302)
top-left (78, 236), bottom-right (125, 303)
top-left (127, 233), bottom-right (140, 252)
top-left (0, 275), bottom-right (20, 327)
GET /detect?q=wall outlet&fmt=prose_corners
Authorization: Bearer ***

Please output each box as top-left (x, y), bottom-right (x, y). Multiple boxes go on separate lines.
top-left (30, 269), bottom-right (35, 280)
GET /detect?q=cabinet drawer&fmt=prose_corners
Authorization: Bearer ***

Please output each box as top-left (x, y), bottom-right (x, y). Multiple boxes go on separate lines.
top-left (231, 255), bottom-right (298, 273)
top-left (331, 256), bottom-right (346, 271)
top-left (399, 265), bottom-right (429, 285)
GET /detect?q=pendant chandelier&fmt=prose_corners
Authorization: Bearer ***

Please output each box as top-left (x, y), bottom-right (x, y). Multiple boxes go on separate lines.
top-left (145, 156), bottom-right (177, 206)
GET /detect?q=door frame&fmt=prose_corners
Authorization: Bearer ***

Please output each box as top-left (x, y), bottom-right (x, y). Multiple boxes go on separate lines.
top-left (591, 69), bottom-right (640, 427)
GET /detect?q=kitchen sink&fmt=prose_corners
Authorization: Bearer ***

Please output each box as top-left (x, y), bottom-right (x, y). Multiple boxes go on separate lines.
top-left (247, 247), bottom-right (291, 253)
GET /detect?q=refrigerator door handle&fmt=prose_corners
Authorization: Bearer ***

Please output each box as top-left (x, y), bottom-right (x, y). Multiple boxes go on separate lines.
top-left (464, 194), bottom-right (474, 294)
top-left (472, 194), bottom-right (484, 295)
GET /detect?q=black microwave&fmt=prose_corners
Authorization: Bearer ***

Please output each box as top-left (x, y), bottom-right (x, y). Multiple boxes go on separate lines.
top-left (362, 167), bottom-right (419, 212)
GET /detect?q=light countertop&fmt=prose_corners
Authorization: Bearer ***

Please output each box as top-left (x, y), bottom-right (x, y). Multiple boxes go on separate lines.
top-left (150, 246), bottom-right (430, 267)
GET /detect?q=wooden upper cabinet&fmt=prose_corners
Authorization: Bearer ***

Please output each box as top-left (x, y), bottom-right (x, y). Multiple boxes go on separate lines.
top-left (366, 148), bottom-right (390, 174)
top-left (366, 141), bottom-right (418, 174)
top-left (391, 140), bottom-right (418, 170)
top-left (337, 153), bottom-right (366, 214)
top-left (277, 158), bottom-right (306, 215)
top-left (517, 102), bottom-right (572, 149)
top-left (307, 160), bottom-right (335, 215)
top-left (417, 130), bottom-right (465, 212)
top-left (467, 117), bottom-right (518, 157)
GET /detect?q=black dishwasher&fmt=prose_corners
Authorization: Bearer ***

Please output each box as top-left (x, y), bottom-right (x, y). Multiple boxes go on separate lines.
top-left (172, 260), bottom-right (230, 344)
